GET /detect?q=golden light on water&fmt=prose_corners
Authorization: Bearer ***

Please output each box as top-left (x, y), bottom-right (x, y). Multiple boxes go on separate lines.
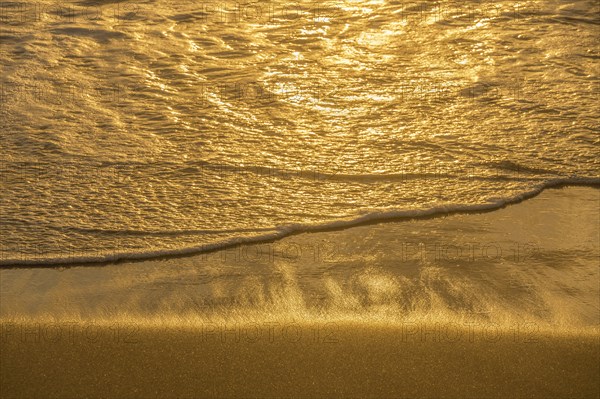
top-left (1, 0), bottom-right (599, 397)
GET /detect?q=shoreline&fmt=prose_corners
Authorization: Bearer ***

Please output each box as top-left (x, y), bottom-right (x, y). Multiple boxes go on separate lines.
top-left (1, 180), bottom-right (599, 269)
top-left (1, 186), bottom-right (598, 325)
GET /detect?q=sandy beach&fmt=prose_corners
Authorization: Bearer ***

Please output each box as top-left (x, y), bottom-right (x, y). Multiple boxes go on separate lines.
top-left (2, 323), bottom-right (598, 398)
top-left (1, 186), bottom-right (599, 398)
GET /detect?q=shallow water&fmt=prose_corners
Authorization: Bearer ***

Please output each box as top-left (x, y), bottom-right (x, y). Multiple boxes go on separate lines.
top-left (1, 0), bottom-right (599, 263)
top-left (2, 187), bottom-right (598, 332)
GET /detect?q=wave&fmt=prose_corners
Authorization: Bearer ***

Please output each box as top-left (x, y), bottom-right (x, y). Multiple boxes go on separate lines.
top-left (0, 158), bottom-right (560, 187)
top-left (1, 177), bottom-right (598, 267)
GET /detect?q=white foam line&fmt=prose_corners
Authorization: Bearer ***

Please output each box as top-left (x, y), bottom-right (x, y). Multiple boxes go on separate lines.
top-left (1, 177), bottom-right (598, 266)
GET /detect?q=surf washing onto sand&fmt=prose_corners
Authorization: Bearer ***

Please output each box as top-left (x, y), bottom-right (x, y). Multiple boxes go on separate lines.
top-left (1, 0), bottom-right (599, 265)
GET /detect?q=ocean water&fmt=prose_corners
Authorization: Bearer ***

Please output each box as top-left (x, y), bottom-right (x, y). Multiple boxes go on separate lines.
top-left (0, 0), bottom-right (598, 264)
